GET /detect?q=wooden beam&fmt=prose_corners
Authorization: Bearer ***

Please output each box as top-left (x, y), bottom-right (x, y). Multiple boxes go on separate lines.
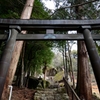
top-left (0, 19), bottom-right (100, 25)
top-left (0, 34), bottom-right (100, 41)
top-left (0, 19), bottom-right (100, 30)
top-left (0, 29), bottom-right (18, 99)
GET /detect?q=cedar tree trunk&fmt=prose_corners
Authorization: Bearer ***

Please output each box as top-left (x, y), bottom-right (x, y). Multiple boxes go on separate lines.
top-left (2, 0), bottom-right (34, 99)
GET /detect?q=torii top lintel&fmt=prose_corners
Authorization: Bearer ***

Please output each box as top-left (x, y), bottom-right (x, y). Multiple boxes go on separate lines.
top-left (0, 19), bottom-right (100, 30)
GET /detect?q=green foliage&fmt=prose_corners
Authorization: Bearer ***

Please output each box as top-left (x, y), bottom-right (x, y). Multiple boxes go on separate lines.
top-left (53, 71), bottom-right (64, 82)
top-left (95, 41), bottom-right (100, 55)
top-left (0, 0), bottom-right (25, 18)
top-left (24, 41), bottom-right (54, 74)
top-left (31, 0), bottom-right (50, 19)
top-left (52, 0), bottom-right (100, 20)
top-left (0, 0), bottom-right (52, 75)
top-left (0, 0), bottom-right (51, 19)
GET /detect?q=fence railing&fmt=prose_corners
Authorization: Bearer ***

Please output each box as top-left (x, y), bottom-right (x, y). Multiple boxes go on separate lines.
top-left (63, 77), bottom-right (80, 100)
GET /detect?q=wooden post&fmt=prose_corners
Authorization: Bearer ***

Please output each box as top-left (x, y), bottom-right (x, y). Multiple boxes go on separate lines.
top-left (82, 26), bottom-right (100, 92)
top-left (0, 26), bottom-right (21, 99)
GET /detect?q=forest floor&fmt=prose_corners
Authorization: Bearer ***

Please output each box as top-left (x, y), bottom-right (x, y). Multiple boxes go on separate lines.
top-left (11, 73), bottom-right (100, 100)
top-left (11, 86), bottom-right (36, 100)
top-left (92, 84), bottom-right (100, 100)
top-left (92, 74), bottom-right (100, 100)
top-left (11, 84), bottom-right (100, 100)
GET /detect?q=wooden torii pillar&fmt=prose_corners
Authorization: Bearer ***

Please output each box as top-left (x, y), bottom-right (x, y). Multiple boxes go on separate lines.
top-left (0, 26), bottom-right (21, 99)
top-left (82, 26), bottom-right (100, 92)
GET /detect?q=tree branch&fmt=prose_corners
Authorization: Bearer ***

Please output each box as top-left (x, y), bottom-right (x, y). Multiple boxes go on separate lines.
top-left (47, 0), bottom-right (99, 19)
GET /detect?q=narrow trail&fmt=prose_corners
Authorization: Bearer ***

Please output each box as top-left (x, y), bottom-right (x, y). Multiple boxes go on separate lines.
top-left (34, 87), bottom-right (69, 100)
top-left (11, 86), bottom-right (69, 100)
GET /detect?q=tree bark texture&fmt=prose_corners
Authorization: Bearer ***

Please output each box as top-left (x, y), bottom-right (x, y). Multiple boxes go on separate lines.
top-left (2, 0), bottom-right (34, 99)
top-left (75, 0), bottom-right (92, 99)
top-left (20, 42), bottom-right (25, 88)
top-left (77, 41), bottom-right (92, 100)
top-left (1, 29), bottom-right (19, 100)
top-left (8, 0), bottom-right (34, 85)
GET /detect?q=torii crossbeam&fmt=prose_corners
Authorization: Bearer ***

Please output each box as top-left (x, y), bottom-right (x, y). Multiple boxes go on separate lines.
top-left (0, 19), bottom-right (100, 30)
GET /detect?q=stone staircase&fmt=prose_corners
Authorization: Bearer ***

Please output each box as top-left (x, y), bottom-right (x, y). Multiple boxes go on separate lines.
top-left (34, 87), bottom-right (69, 100)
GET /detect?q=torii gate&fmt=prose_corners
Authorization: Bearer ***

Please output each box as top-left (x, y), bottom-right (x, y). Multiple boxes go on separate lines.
top-left (0, 19), bottom-right (100, 99)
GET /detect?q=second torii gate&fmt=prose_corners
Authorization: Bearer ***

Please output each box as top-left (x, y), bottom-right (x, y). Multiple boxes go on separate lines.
top-left (0, 19), bottom-right (100, 99)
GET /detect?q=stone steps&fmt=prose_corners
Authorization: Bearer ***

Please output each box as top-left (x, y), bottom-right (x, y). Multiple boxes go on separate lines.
top-left (34, 87), bottom-right (69, 100)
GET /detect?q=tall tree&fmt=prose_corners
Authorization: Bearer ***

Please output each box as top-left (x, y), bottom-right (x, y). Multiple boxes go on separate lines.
top-left (74, 0), bottom-right (92, 100)
top-left (2, 0), bottom-right (34, 99)
top-left (51, 0), bottom-right (99, 99)
top-left (7, 0), bottom-right (34, 85)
